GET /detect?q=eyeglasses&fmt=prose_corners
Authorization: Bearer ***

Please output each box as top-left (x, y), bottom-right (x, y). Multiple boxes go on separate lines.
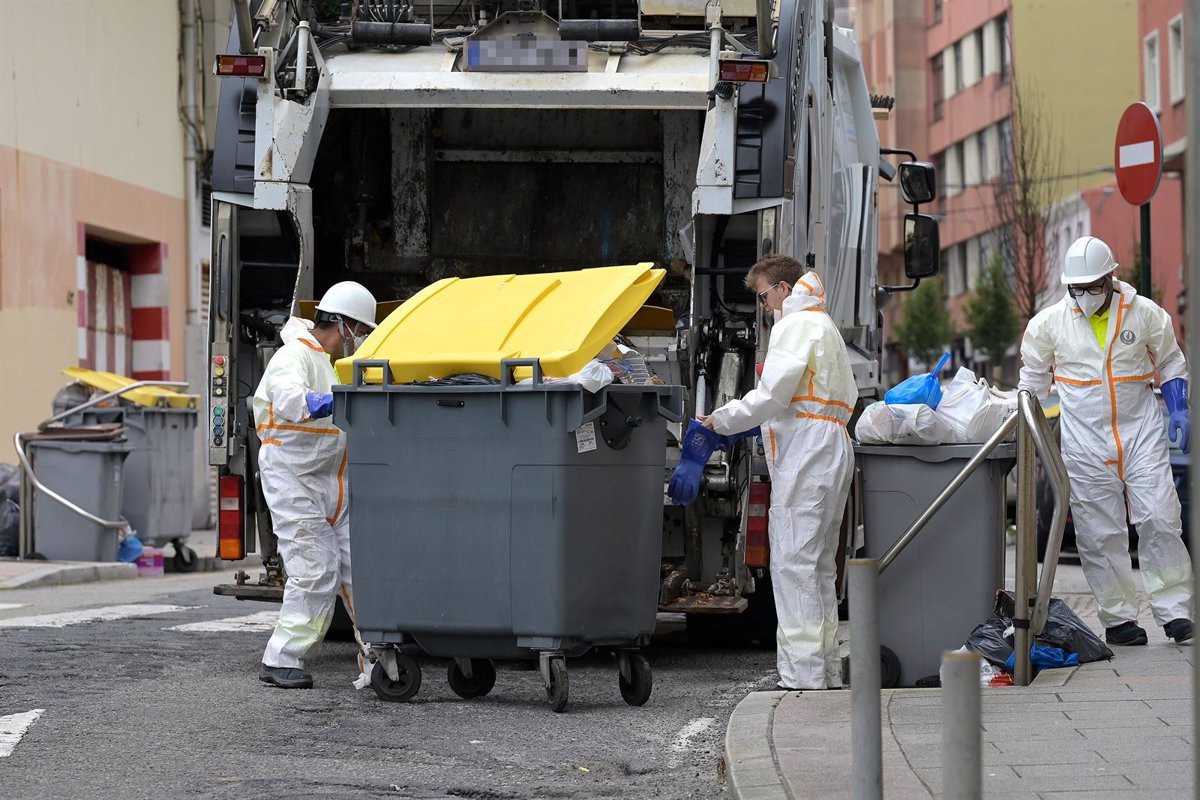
top-left (1067, 281), bottom-right (1110, 298)
top-left (758, 282), bottom-right (780, 306)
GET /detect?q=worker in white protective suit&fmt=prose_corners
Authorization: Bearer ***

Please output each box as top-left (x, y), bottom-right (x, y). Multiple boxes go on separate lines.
top-left (254, 281), bottom-right (378, 689)
top-left (700, 255), bottom-right (858, 690)
top-left (1020, 236), bottom-right (1193, 646)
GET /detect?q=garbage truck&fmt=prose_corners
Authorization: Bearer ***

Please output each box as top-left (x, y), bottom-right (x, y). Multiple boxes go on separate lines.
top-left (207, 0), bottom-right (940, 637)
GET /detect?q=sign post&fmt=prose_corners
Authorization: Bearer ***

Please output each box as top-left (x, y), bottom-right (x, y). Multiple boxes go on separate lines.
top-left (1114, 102), bottom-right (1164, 297)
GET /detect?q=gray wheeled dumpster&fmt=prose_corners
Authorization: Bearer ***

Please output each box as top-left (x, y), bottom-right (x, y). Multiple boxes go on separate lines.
top-left (69, 406), bottom-right (198, 563)
top-left (335, 358), bottom-right (683, 712)
top-left (28, 438), bottom-right (133, 562)
top-left (856, 442), bottom-right (1016, 688)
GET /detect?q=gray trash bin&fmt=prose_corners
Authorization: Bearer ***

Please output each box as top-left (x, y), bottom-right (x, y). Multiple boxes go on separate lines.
top-left (856, 442), bottom-right (1016, 688)
top-left (69, 406), bottom-right (197, 549)
top-left (28, 438), bottom-right (133, 562)
top-left (335, 359), bottom-right (683, 711)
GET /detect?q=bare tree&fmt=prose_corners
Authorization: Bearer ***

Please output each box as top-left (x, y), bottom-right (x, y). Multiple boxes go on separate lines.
top-left (991, 80), bottom-right (1066, 326)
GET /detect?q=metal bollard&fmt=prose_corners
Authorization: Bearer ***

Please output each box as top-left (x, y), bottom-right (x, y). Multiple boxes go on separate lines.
top-left (942, 650), bottom-right (983, 800)
top-left (849, 559), bottom-right (883, 800)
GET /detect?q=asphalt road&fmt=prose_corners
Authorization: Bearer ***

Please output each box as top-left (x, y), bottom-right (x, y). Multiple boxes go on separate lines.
top-left (0, 571), bottom-right (777, 799)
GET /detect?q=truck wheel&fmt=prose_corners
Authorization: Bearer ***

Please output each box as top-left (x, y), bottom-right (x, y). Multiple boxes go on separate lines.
top-left (447, 659), bottom-right (497, 699)
top-left (172, 545), bottom-right (199, 573)
top-left (371, 655), bottom-right (421, 702)
top-left (618, 654), bottom-right (653, 707)
top-left (881, 646), bottom-right (902, 689)
top-left (545, 658), bottom-right (569, 713)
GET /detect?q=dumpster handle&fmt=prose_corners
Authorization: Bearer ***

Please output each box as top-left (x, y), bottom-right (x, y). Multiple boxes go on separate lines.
top-left (12, 432), bottom-right (131, 535)
top-left (500, 358), bottom-right (544, 388)
top-left (39, 380), bottom-right (190, 432)
top-left (351, 360), bottom-right (396, 387)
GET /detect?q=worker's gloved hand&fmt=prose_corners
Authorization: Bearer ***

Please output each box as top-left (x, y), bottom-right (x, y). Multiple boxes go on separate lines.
top-left (668, 419), bottom-right (723, 505)
top-left (1163, 379), bottom-right (1190, 454)
top-left (305, 391), bottom-right (334, 420)
top-left (718, 427), bottom-right (761, 451)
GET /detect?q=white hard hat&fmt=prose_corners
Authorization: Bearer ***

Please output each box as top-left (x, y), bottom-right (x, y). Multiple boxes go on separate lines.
top-left (1060, 236), bottom-right (1118, 285)
top-left (315, 281), bottom-right (377, 329)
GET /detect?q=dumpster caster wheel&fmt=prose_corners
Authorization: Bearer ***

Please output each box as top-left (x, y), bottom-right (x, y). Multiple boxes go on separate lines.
top-left (371, 655), bottom-right (421, 702)
top-left (545, 658), bottom-right (569, 713)
top-left (880, 646), bottom-right (901, 689)
top-left (618, 653), bottom-right (653, 707)
top-left (448, 659), bottom-right (496, 699)
top-left (173, 545), bottom-right (198, 573)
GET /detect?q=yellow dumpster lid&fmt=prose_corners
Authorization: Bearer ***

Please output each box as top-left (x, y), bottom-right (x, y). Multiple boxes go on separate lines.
top-left (62, 367), bottom-right (198, 409)
top-left (336, 263), bottom-right (666, 384)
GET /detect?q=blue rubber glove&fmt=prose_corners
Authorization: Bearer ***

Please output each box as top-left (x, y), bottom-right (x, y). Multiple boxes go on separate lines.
top-left (305, 391), bottom-right (334, 419)
top-left (668, 419), bottom-right (723, 505)
top-left (1163, 379), bottom-right (1190, 454)
top-left (718, 427), bottom-right (761, 451)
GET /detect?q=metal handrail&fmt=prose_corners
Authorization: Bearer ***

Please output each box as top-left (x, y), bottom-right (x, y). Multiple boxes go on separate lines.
top-left (38, 380), bottom-right (189, 431)
top-left (13, 432), bottom-right (130, 533)
top-left (1021, 392), bottom-right (1071, 637)
top-left (877, 412), bottom-right (1018, 574)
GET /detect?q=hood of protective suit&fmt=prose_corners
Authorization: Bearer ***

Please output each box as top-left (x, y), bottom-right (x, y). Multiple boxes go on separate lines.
top-left (280, 316), bottom-right (319, 347)
top-left (782, 271), bottom-right (828, 316)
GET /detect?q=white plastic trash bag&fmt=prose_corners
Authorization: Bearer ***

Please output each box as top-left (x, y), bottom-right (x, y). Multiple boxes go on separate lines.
top-left (518, 359), bottom-right (614, 393)
top-left (854, 401), bottom-right (954, 445)
top-left (936, 367), bottom-right (1016, 443)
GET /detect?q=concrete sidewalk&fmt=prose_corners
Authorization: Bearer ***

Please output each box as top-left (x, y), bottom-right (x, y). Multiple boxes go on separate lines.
top-left (724, 595), bottom-right (1195, 799)
top-left (0, 529), bottom-right (260, 589)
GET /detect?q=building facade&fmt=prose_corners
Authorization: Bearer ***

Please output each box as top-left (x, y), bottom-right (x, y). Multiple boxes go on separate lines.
top-left (858, 0), bottom-right (1179, 385)
top-left (0, 1), bottom-right (229, 523)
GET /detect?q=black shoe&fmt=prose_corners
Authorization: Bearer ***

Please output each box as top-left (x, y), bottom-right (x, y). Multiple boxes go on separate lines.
top-left (259, 664), bottom-right (314, 689)
top-left (1105, 621), bottom-right (1149, 646)
top-left (1164, 618), bottom-right (1194, 643)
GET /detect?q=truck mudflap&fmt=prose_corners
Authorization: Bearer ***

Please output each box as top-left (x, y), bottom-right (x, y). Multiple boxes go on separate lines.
top-left (658, 595), bottom-right (749, 615)
top-left (213, 570), bottom-right (284, 602)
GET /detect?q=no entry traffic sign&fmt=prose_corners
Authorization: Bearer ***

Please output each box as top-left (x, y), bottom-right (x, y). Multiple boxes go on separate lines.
top-left (1114, 101), bottom-right (1163, 207)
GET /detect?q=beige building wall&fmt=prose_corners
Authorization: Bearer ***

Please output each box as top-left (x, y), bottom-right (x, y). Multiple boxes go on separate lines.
top-left (0, 1), bottom-right (187, 458)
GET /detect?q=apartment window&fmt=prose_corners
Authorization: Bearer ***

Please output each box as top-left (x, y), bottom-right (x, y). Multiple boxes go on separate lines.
top-left (933, 0), bottom-right (942, 24)
top-left (978, 131), bottom-right (989, 182)
top-left (964, 133), bottom-right (981, 187)
top-left (953, 41), bottom-right (964, 92)
top-left (1169, 15), bottom-right (1185, 105)
top-left (972, 29), bottom-right (985, 85)
top-left (931, 53), bottom-right (945, 121)
top-left (966, 237), bottom-right (982, 291)
top-left (934, 152), bottom-right (947, 214)
top-left (999, 118), bottom-right (1013, 173)
top-left (1144, 31), bottom-right (1161, 111)
top-left (997, 13), bottom-right (1009, 83)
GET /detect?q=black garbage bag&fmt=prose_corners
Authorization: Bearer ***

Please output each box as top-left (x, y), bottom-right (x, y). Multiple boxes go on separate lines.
top-left (991, 590), bottom-right (1113, 665)
top-left (0, 463), bottom-right (19, 558)
top-left (966, 615), bottom-right (1015, 669)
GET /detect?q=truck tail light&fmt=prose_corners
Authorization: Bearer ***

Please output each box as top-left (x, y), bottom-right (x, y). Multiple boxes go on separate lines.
top-left (746, 482), bottom-right (770, 568)
top-left (218, 475), bottom-right (245, 560)
top-left (719, 59), bottom-right (772, 83)
top-left (214, 54), bottom-right (267, 77)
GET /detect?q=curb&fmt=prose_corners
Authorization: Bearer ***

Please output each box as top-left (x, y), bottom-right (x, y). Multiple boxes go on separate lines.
top-left (0, 561), bottom-right (138, 590)
top-left (725, 690), bottom-right (789, 800)
top-left (723, 666), bottom-right (1084, 800)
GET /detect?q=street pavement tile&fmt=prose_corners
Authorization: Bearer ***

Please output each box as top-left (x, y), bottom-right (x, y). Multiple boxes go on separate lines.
top-left (1065, 716), bottom-right (1172, 730)
top-left (1038, 791), bottom-right (1190, 800)
top-left (1093, 738), bottom-right (1195, 762)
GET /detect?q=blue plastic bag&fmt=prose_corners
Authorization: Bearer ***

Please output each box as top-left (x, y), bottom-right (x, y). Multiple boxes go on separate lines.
top-left (884, 353), bottom-right (951, 408)
top-left (1005, 644), bottom-right (1079, 673)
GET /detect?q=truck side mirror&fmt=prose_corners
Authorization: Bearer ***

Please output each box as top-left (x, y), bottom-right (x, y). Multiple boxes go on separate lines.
top-left (904, 213), bottom-right (940, 279)
top-left (899, 161), bottom-right (936, 205)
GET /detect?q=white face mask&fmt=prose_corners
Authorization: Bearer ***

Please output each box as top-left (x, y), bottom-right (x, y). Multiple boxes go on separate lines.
top-left (1074, 291), bottom-right (1109, 318)
top-left (340, 321), bottom-right (368, 357)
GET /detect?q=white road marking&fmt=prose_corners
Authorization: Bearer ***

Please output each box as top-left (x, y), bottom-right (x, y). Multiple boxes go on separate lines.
top-left (1118, 140), bottom-right (1155, 168)
top-left (0, 603), bottom-right (27, 611)
top-left (0, 604), bottom-right (192, 629)
top-left (166, 610), bottom-right (279, 633)
top-left (0, 710), bottom-right (44, 758)
top-left (668, 717), bottom-right (717, 767)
